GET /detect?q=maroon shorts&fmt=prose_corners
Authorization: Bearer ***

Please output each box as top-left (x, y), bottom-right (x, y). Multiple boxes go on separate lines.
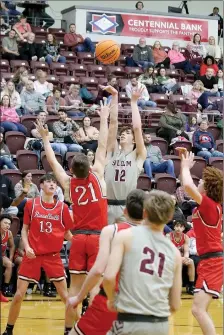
top-left (195, 257), bottom-right (223, 298)
top-left (69, 234), bottom-right (100, 274)
top-left (75, 294), bottom-right (117, 335)
top-left (18, 253), bottom-right (65, 284)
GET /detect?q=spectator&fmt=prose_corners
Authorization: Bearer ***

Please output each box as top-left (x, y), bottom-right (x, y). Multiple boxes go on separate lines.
top-left (187, 33), bottom-right (207, 58)
top-left (0, 174), bottom-right (18, 216)
top-left (152, 41), bottom-right (170, 68)
top-left (156, 67), bottom-right (179, 93)
top-left (42, 34), bottom-right (66, 66)
top-left (2, 29), bottom-right (20, 60)
top-left (200, 56), bottom-right (219, 77)
top-left (1, 80), bottom-right (22, 114)
top-left (143, 133), bottom-right (175, 179)
top-left (135, 1), bottom-right (144, 10)
top-left (64, 23), bottom-right (95, 53)
top-left (86, 149), bottom-right (95, 167)
top-left (193, 120), bottom-right (224, 162)
top-left (20, 80), bottom-right (46, 115)
top-left (185, 115), bottom-right (198, 141)
top-left (33, 70), bottom-right (53, 99)
top-left (75, 116), bottom-right (99, 152)
top-left (217, 69), bottom-right (223, 96)
top-left (46, 87), bottom-right (65, 114)
top-left (52, 109), bottom-right (83, 159)
top-left (0, 17), bottom-right (10, 35)
top-left (64, 84), bottom-right (85, 117)
top-left (0, 132), bottom-right (17, 169)
top-left (157, 102), bottom-right (188, 144)
top-left (12, 66), bottom-right (29, 94)
top-left (0, 95), bottom-right (27, 134)
top-left (23, 0), bottom-right (54, 29)
top-left (125, 76), bottom-right (157, 109)
top-left (132, 38), bottom-right (154, 69)
top-left (138, 66), bottom-right (161, 93)
top-left (0, 1), bottom-right (21, 23)
top-left (168, 42), bottom-right (194, 74)
top-left (206, 36), bottom-right (222, 61)
top-left (176, 183), bottom-right (197, 217)
top-left (13, 15), bottom-right (31, 40)
top-left (199, 68), bottom-right (219, 97)
top-left (209, 7), bottom-right (223, 40)
top-left (185, 80), bottom-right (204, 105)
top-left (19, 32), bottom-right (42, 62)
top-left (14, 171), bottom-right (39, 212)
top-left (96, 75), bottom-right (119, 103)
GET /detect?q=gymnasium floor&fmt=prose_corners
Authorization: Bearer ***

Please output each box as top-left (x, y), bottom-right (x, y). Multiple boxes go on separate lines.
top-left (1, 294), bottom-right (223, 335)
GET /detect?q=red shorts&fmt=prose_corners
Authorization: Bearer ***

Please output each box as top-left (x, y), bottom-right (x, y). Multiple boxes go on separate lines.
top-left (195, 257), bottom-right (223, 298)
top-left (69, 234), bottom-right (100, 274)
top-left (18, 253), bottom-right (65, 284)
top-left (75, 294), bottom-right (117, 335)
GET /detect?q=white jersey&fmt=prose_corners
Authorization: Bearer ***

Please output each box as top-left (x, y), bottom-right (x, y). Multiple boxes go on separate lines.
top-left (116, 225), bottom-right (176, 317)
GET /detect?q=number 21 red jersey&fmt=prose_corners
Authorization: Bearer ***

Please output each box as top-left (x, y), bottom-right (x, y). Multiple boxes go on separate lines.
top-left (69, 171), bottom-right (107, 231)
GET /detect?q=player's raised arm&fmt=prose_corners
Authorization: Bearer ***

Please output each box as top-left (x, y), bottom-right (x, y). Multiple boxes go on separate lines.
top-left (180, 152), bottom-right (202, 205)
top-left (131, 88), bottom-right (147, 161)
top-left (99, 85), bottom-right (118, 155)
top-left (92, 98), bottom-right (110, 178)
top-left (35, 120), bottom-right (70, 189)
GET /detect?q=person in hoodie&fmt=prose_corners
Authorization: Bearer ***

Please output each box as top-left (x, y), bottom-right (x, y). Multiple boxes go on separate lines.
top-left (20, 80), bottom-right (46, 115)
top-left (125, 76), bottom-right (157, 109)
top-left (132, 37), bottom-right (154, 69)
top-left (193, 120), bottom-right (224, 162)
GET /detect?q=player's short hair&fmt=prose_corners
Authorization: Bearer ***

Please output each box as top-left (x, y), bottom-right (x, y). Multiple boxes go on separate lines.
top-left (126, 189), bottom-right (146, 220)
top-left (0, 214), bottom-right (12, 224)
top-left (40, 173), bottom-right (58, 184)
top-left (173, 220), bottom-right (186, 228)
top-left (144, 190), bottom-right (175, 225)
top-left (203, 167), bottom-right (223, 203)
top-left (71, 152), bottom-right (90, 178)
top-left (119, 126), bottom-right (135, 138)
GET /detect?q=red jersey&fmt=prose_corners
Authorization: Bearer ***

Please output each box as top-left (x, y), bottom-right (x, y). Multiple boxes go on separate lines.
top-left (1, 230), bottom-right (10, 255)
top-left (170, 232), bottom-right (186, 256)
top-left (192, 195), bottom-right (222, 256)
top-left (24, 197), bottom-right (74, 255)
top-left (69, 171), bottom-right (107, 231)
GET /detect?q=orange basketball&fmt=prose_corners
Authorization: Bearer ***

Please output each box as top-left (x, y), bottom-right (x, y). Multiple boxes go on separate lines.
top-left (176, 147), bottom-right (187, 158)
top-left (96, 40), bottom-right (120, 64)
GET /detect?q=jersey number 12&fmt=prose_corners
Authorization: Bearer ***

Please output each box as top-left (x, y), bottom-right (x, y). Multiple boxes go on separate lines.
top-left (115, 169), bottom-right (126, 182)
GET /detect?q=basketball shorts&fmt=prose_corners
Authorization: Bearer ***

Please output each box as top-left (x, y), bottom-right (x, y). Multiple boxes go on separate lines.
top-left (18, 253), bottom-right (65, 283)
top-left (107, 320), bottom-right (169, 335)
top-left (69, 234), bottom-right (100, 274)
top-left (108, 205), bottom-right (125, 225)
top-left (74, 294), bottom-right (117, 335)
top-left (195, 257), bottom-right (223, 298)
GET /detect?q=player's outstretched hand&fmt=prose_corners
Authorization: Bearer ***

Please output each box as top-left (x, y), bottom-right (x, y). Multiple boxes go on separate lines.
top-left (26, 247), bottom-right (36, 259)
top-left (131, 86), bottom-right (144, 102)
top-left (34, 119), bottom-right (49, 138)
top-left (181, 151), bottom-right (195, 170)
top-left (66, 296), bottom-right (81, 310)
top-left (99, 85), bottom-right (118, 96)
top-left (99, 97), bottom-right (110, 119)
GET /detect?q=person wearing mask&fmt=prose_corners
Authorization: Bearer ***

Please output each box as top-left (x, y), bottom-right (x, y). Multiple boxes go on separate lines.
top-left (152, 41), bottom-right (170, 68)
top-left (206, 36), bottom-right (222, 61)
top-left (193, 120), bottom-right (224, 162)
top-left (135, 1), bottom-right (144, 10)
top-left (187, 33), bottom-right (207, 58)
top-left (75, 116), bottom-right (99, 152)
top-left (143, 133), bottom-right (175, 179)
top-left (20, 32), bottom-right (42, 62)
top-left (64, 23), bottom-right (95, 53)
top-left (20, 80), bottom-right (46, 115)
top-left (64, 84), bottom-right (85, 117)
top-left (209, 7), bottom-right (223, 41)
top-left (13, 15), bottom-right (31, 40)
top-left (132, 38), bottom-right (154, 69)
top-left (42, 34), bottom-right (66, 66)
top-left (200, 56), bottom-right (219, 77)
top-left (168, 42), bottom-right (194, 74)
top-left (0, 95), bottom-right (27, 134)
top-left (46, 87), bottom-right (65, 114)
top-left (157, 102), bottom-right (188, 144)
top-left (125, 76), bottom-right (157, 109)
top-left (0, 132), bottom-right (17, 170)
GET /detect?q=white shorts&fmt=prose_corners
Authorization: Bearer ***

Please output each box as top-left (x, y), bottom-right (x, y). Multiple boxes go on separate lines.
top-left (108, 205), bottom-right (125, 225)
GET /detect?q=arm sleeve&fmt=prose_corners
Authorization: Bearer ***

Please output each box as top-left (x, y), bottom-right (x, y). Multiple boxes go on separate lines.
top-left (23, 200), bottom-right (33, 225)
top-left (62, 204), bottom-right (74, 230)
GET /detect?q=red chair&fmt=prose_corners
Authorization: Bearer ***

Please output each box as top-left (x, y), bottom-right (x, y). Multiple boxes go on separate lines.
top-left (119, 92), bottom-right (130, 105)
top-left (34, 38), bottom-right (46, 45)
top-left (150, 94), bottom-right (169, 108)
top-left (10, 60), bottom-right (29, 72)
top-left (191, 156), bottom-right (206, 179)
top-left (207, 125), bottom-right (221, 141)
top-left (91, 117), bottom-right (100, 130)
top-left (77, 52), bottom-right (95, 65)
top-left (1, 170), bottom-right (22, 186)
top-left (5, 131), bottom-right (26, 155)
top-left (163, 155), bottom-right (181, 177)
top-left (32, 27), bottom-right (47, 38)
top-left (48, 28), bottom-right (65, 39)
top-left (66, 152), bottom-right (76, 170)
top-left (125, 66), bottom-right (143, 77)
top-left (79, 77), bottom-right (99, 91)
top-left (155, 174), bottom-right (176, 194)
top-left (25, 169), bottom-right (46, 188)
top-left (137, 174), bottom-right (152, 191)
top-left (60, 76), bottom-right (80, 89)
top-left (107, 66), bottom-right (126, 79)
top-left (121, 44), bottom-right (135, 55)
top-left (163, 46), bottom-right (171, 53)
top-left (166, 69), bottom-right (181, 81)
top-left (173, 141), bottom-right (192, 155)
top-left (87, 65), bottom-right (106, 78)
top-left (1, 73), bottom-right (14, 80)
top-left (46, 75), bottom-right (60, 87)
top-left (0, 59), bottom-right (10, 72)
top-left (30, 61), bottom-right (49, 74)
top-left (216, 140), bottom-right (224, 153)
top-left (10, 217), bottom-right (20, 238)
top-left (169, 95), bottom-right (186, 108)
top-left (41, 152), bottom-right (62, 172)
top-left (58, 40), bottom-right (67, 51)
top-left (183, 74), bottom-right (195, 83)
top-left (20, 115), bottom-right (37, 137)
top-left (209, 157), bottom-right (223, 171)
top-left (60, 51), bottom-right (77, 64)
top-left (16, 150), bottom-right (38, 172)
top-left (116, 55), bottom-right (127, 67)
top-left (50, 63), bottom-right (69, 76)
top-left (150, 137), bottom-right (168, 155)
top-left (46, 115), bottom-right (59, 130)
top-left (69, 64), bottom-right (88, 77)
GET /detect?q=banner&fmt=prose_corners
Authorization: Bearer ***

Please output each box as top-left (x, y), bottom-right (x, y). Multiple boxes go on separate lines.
top-left (86, 11), bottom-right (209, 41)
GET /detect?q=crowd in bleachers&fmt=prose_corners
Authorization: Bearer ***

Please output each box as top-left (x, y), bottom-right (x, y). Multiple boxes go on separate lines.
top-left (0, 10), bottom-right (223, 300)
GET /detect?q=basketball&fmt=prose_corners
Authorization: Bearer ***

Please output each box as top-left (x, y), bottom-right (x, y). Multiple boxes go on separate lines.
top-left (176, 147), bottom-right (187, 158)
top-left (95, 40), bottom-right (120, 64)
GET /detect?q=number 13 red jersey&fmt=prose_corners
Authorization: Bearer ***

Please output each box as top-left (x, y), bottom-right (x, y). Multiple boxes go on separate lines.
top-left (69, 172), bottom-right (107, 231)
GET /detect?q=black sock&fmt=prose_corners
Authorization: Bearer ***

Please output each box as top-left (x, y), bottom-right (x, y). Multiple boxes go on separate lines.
top-left (4, 283), bottom-right (9, 288)
top-left (64, 327), bottom-right (72, 335)
top-left (189, 281), bottom-right (194, 287)
top-left (6, 324), bottom-right (14, 330)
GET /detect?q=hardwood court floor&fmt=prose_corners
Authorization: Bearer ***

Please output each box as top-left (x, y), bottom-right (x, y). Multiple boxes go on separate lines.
top-left (1, 294), bottom-right (223, 335)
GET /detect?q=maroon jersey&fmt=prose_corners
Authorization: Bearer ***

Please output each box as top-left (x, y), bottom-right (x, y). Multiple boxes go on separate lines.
top-left (69, 171), bottom-right (107, 231)
top-left (1, 230), bottom-right (10, 255)
top-left (170, 232), bottom-right (186, 256)
top-left (192, 195), bottom-right (222, 256)
top-left (23, 197), bottom-right (73, 255)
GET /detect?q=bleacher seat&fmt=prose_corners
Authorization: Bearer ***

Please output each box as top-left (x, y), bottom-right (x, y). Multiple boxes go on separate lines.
top-left (209, 157), bottom-right (223, 171)
top-left (1, 73), bottom-right (14, 80)
top-left (69, 64), bottom-right (88, 77)
top-left (163, 46), bottom-right (171, 53)
top-left (216, 140), bottom-right (223, 153)
top-left (58, 40), bottom-right (67, 51)
top-left (77, 52), bottom-right (95, 65)
top-left (21, 115), bottom-right (37, 137)
top-left (32, 27), bottom-right (47, 38)
top-left (59, 76), bottom-right (80, 89)
top-left (30, 61), bottom-right (49, 74)
top-left (16, 150), bottom-right (38, 172)
top-left (60, 51), bottom-right (77, 64)
top-left (0, 59), bottom-right (10, 72)
top-left (150, 137), bottom-right (168, 155)
top-left (34, 38), bottom-right (46, 45)
top-left (155, 174), bottom-right (176, 194)
top-left (5, 131), bottom-right (26, 155)
top-left (41, 152), bottom-right (62, 172)
top-left (48, 28), bottom-right (65, 39)
top-left (119, 92), bottom-right (130, 105)
top-left (87, 65), bottom-right (107, 78)
top-left (166, 69), bottom-right (181, 81)
top-left (191, 156), bottom-right (206, 179)
top-left (150, 94), bottom-right (169, 108)
top-left (121, 44), bottom-right (135, 55)
top-left (137, 174), bottom-right (152, 191)
top-left (46, 115), bottom-right (59, 130)
top-left (169, 95), bottom-right (186, 108)
top-left (66, 152), bottom-right (76, 170)
top-left (26, 169), bottom-right (46, 188)
top-left (90, 117), bottom-right (100, 130)
top-left (1, 169), bottom-right (22, 186)
top-left (98, 77), bottom-right (107, 85)
top-left (116, 55), bottom-right (127, 67)
top-left (46, 75), bottom-right (60, 86)
top-left (79, 77), bottom-right (99, 91)
top-left (173, 140), bottom-right (192, 155)
top-left (50, 63), bottom-right (69, 76)
top-left (10, 217), bottom-right (20, 238)
top-left (107, 66), bottom-right (126, 79)
top-left (118, 78), bottom-right (129, 91)
top-left (207, 124), bottom-right (221, 141)
top-left (125, 66), bottom-right (143, 77)
top-left (10, 60), bottom-right (29, 72)
top-left (163, 155), bottom-right (181, 177)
